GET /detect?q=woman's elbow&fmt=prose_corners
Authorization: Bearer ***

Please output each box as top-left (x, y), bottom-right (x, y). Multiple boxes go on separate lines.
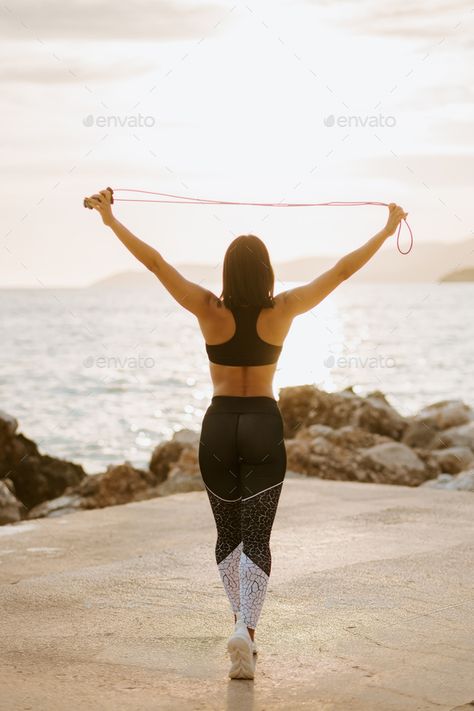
top-left (147, 254), bottom-right (163, 275)
top-left (335, 259), bottom-right (351, 281)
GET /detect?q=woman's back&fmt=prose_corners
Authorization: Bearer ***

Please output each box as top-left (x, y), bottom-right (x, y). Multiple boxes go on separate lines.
top-left (199, 296), bottom-right (294, 399)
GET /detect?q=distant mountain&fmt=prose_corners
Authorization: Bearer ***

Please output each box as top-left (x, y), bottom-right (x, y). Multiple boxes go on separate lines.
top-left (89, 238), bottom-right (474, 288)
top-left (90, 270), bottom-right (159, 289)
top-left (439, 267), bottom-right (474, 282)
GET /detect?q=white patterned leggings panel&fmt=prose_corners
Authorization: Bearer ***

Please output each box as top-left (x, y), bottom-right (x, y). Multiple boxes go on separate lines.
top-left (198, 396), bottom-right (287, 630)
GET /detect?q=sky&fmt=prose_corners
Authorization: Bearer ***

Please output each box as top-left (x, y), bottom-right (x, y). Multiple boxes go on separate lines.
top-left (1, 0), bottom-right (473, 287)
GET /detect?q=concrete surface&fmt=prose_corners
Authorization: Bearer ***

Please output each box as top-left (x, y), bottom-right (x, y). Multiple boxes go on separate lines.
top-left (1, 475), bottom-right (473, 711)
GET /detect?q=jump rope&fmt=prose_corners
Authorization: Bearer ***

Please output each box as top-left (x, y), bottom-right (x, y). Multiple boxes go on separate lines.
top-left (84, 187), bottom-right (413, 255)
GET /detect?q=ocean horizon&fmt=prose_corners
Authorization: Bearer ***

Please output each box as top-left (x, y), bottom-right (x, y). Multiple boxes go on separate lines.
top-left (2, 281), bottom-right (473, 474)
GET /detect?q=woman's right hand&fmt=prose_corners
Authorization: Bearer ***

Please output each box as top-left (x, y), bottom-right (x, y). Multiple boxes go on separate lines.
top-left (85, 188), bottom-right (115, 227)
top-left (384, 203), bottom-right (408, 237)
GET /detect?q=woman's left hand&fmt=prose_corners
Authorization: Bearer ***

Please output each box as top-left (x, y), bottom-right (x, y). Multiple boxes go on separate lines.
top-left (85, 188), bottom-right (115, 226)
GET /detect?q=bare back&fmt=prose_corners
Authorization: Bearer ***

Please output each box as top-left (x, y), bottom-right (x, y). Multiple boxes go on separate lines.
top-left (197, 294), bottom-right (294, 398)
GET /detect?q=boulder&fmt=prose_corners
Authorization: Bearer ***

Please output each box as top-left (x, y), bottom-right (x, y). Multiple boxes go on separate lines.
top-left (0, 410), bottom-right (18, 438)
top-left (443, 469), bottom-right (474, 491)
top-left (278, 385), bottom-right (407, 441)
top-left (156, 471), bottom-right (204, 496)
top-left (156, 442), bottom-right (203, 496)
top-left (0, 480), bottom-right (23, 525)
top-left (10, 450), bottom-right (86, 511)
top-left (27, 494), bottom-right (83, 519)
top-left (440, 422), bottom-right (474, 451)
top-left (286, 425), bottom-right (435, 486)
top-left (27, 463), bottom-right (160, 520)
top-left (360, 442), bottom-right (428, 486)
top-left (149, 429), bottom-right (199, 483)
top-left (0, 412), bottom-right (86, 511)
top-left (25, 427), bottom-right (204, 521)
top-left (172, 429), bottom-right (200, 446)
top-left (414, 399), bottom-right (472, 430)
top-left (71, 462), bottom-right (157, 509)
top-left (401, 421), bottom-right (447, 449)
top-left (285, 433), bottom-right (383, 484)
top-left (321, 424), bottom-right (392, 450)
top-left (429, 447), bottom-right (474, 475)
top-left (295, 424), bottom-right (334, 440)
top-left (420, 469), bottom-right (474, 491)
top-left (402, 400), bottom-right (474, 449)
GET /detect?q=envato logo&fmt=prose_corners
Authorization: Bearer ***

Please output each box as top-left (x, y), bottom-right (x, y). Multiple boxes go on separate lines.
top-left (323, 354), bottom-right (396, 369)
top-left (83, 355), bottom-right (155, 369)
top-left (323, 113), bottom-right (396, 128)
top-left (83, 113), bottom-right (156, 128)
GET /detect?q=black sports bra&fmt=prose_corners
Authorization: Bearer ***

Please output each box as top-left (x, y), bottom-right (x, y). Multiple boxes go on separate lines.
top-left (205, 304), bottom-right (283, 366)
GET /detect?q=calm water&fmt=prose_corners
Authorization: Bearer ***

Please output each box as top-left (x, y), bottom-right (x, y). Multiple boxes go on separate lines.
top-left (1, 282), bottom-right (473, 473)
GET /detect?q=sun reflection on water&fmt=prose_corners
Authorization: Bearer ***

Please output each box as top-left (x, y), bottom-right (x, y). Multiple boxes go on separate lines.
top-left (275, 294), bottom-right (346, 393)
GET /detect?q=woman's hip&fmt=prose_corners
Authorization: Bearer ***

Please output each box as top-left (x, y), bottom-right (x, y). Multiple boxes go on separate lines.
top-left (203, 395), bottom-right (282, 417)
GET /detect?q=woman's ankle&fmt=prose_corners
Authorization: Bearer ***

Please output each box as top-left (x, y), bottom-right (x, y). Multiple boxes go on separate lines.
top-left (233, 613), bottom-right (255, 641)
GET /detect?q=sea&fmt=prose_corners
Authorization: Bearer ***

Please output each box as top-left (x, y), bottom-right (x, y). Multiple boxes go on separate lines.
top-left (1, 282), bottom-right (473, 474)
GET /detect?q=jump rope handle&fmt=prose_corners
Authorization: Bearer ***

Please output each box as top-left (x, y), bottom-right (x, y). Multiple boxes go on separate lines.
top-left (83, 187), bottom-right (114, 209)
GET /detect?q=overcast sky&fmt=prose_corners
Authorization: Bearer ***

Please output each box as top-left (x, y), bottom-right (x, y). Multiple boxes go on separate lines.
top-left (1, 0), bottom-right (473, 287)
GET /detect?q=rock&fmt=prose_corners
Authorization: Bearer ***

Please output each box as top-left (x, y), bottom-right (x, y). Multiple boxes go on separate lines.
top-left (172, 429), bottom-right (200, 446)
top-left (156, 443), bottom-right (203, 496)
top-left (285, 433), bottom-right (377, 484)
top-left (27, 494), bottom-right (84, 519)
top-left (360, 392), bottom-right (407, 439)
top-left (401, 421), bottom-right (447, 449)
top-left (150, 429), bottom-right (200, 491)
top-left (0, 412), bottom-right (86, 512)
top-left (278, 385), bottom-right (407, 441)
top-left (0, 410), bottom-right (18, 437)
top-left (440, 422), bottom-right (474, 451)
top-left (25, 426), bottom-right (204, 521)
top-left (295, 424), bottom-right (334, 440)
top-left (429, 447), bottom-right (474, 475)
top-left (27, 463), bottom-right (161, 520)
top-left (149, 428), bottom-right (199, 483)
top-left (0, 480), bottom-right (23, 524)
top-left (71, 462), bottom-right (157, 509)
top-left (420, 473), bottom-right (455, 489)
top-left (174, 444), bottom-right (200, 475)
top-left (326, 425), bottom-right (392, 450)
top-left (9, 449), bottom-right (86, 511)
top-left (285, 438), bottom-right (314, 476)
top-left (414, 400), bottom-right (472, 430)
top-left (421, 469), bottom-right (474, 491)
top-left (402, 400), bottom-right (474, 449)
top-left (156, 471), bottom-right (204, 496)
top-left (360, 442), bottom-right (428, 486)
top-left (286, 424), bottom-right (432, 486)
top-left (149, 439), bottom-right (183, 483)
top-left (450, 469), bottom-right (474, 490)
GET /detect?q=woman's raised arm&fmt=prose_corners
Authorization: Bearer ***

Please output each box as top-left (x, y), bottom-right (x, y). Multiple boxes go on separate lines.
top-left (85, 188), bottom-right (215, 317)
top-left (276, 203), bottom-right (407, 318)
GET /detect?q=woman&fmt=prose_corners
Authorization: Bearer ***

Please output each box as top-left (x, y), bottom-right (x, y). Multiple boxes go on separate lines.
top-left (86, 188), bottom-right (406, 679)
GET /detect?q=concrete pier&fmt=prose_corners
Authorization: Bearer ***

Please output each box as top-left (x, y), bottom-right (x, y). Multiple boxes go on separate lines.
top-left (1, 476), bottom-right (473, 710)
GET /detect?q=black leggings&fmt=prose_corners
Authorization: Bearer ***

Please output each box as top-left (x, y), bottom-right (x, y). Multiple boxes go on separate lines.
top-left (198, 395), bottom-right (287, 629)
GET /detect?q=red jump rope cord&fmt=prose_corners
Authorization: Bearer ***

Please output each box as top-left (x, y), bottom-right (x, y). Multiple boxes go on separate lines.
top-left (112, 188), bottom-right (413, 255)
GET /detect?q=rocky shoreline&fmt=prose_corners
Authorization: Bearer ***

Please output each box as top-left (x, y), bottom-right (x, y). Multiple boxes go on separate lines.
top-left (1, 385), bottom-right (474, 525)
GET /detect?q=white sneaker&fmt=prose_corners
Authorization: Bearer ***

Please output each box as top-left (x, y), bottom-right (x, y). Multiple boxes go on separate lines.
top-left (227, 614), bottom-right (254, 679)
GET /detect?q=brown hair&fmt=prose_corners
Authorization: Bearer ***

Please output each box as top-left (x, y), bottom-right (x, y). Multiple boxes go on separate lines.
top-left (217, 234), bottom-right (276, 309)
